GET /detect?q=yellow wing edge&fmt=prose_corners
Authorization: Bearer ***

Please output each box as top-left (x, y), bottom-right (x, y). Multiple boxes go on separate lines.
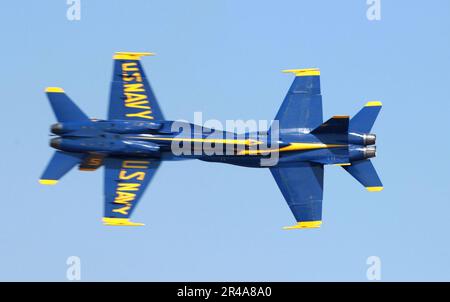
top-left (282, 68), bottom-right (320, 77)
top-left (365, 101), bottom-right (382, 107)
top-left (45, 87), bottom-right (64, 93)
top-left (102, 217), bottom-right (145, 226)
top-left (283, 220), bottom-right (322, 230)
top-left (39, 179), bottom-right (58, 185)
top-left (113, 51), bottom-right (155, 60)
top-left (367, 186), bottom-right (384, 192)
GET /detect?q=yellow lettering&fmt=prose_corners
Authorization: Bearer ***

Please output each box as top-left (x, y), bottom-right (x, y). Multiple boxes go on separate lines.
top-left (117, 183), bottom-right (141, 191)
top-left (125, 93), bottom-right (147, 103)
top-left (123, 72), bottom-right (142, 82)
top-left (124, 83), bottom-right (145, 92)
top-left (114, 191), bottom-right (135, 203)
top-left (113, 205), bottom-right (131, 215)
top-left (122, 160), bottom-right (150, 169)
top-left (126, 101), bottom-right (151, 110)
top-left (126, 110), bottom-right (154, 120)
top-left (122, 62), bottom-right (138, 72)
top-left (119, 170), bottom-right (146, 180)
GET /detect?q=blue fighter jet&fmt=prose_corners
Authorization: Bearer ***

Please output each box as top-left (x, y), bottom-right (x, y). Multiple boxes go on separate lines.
top-left (40, 52), bottom-right (383, 229)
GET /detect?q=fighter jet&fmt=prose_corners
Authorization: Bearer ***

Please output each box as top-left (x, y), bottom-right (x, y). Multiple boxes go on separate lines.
top-left (40, 52), bottom-right (383, 229)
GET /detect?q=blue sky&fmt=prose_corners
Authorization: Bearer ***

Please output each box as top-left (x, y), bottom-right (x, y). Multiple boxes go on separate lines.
top-left (1, 0), bottom-right (450, 281)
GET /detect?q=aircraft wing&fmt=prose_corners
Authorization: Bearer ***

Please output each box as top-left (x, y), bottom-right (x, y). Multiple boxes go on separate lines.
top-left (103, 157), bottom-right (161, 226)
top-left (270, 162), bottom-right (324, 229)
top-left (108, 52), bottom-right (164, 121)
top-left (274, 69), bottom-right (323, 131)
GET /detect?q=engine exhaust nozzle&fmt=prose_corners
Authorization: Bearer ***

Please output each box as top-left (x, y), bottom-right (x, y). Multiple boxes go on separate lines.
top-left (50, 137), bottom-right (62, 149)
top-left (364, 145), bottom-right (376, 159)
top-left (364, 133), bottom-right (376, 145)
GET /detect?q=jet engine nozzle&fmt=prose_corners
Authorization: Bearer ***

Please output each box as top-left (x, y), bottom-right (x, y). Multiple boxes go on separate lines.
top-left (364, 145), bottom-right (376, 159)
top-left (50, 137), bottom-right (62, 149)
top-left (364, 133), bottom-right (376, 145)
top-left (348, 132), bottom-right (376, 146)
top-left (349, 145), bottom-right (377, 161)
top-left (51, 123), bottom-right (63, 134)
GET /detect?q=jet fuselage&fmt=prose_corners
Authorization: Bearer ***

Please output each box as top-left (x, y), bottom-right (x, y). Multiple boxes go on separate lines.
top-left (49, 119), bottom-right (376, 168)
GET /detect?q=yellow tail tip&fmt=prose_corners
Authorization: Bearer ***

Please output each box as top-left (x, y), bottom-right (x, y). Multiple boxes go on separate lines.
top-left (113, 51), bottom-right (155, 60)
top-left (39, 179), bottom-right (58, 185)
top-left (102, 217), bottom-right (145, 226)
top-left (365, 101), bottom-right (382, 107)
top-left (282, 68), bottom-right (320, 77)
top-left (283, 221), bottom-right (322, 230)
top-left (367, 186), bottom-right (384, 192)
top-left (45, 87), bottom-right (64, 93)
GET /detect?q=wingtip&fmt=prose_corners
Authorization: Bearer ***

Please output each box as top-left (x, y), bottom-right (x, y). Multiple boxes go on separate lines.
top-left (113, 51), bottom-right (155, 60)
top-left (365, 101), bottom-right (382, 107)
top-left (283, 221), bottom-right (322, 230)
top-left (45, 87), bottom-right (64, 93)
top-left (102, 217), bottom-right (145, 226)
top-left (39, 179), bottom-right (58, 185)
top-left (282, 68), bottom-right (320, 77)
top-left (366, 186), bottom-right (384, 192)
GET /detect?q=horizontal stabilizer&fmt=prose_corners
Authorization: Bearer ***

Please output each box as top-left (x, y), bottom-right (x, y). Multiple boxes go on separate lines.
top-left (40, 151), bottom-right (84, 185)
top-left (343, 159), bottom-right (383, 191)
top-left (45, 87), bottom-right (90, 122)
top-left (350, 101), bottom-right (382, 133)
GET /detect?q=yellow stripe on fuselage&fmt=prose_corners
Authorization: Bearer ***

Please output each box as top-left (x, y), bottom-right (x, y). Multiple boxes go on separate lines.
top-left (131, 136), bottom-right (263, 146)
top-left (130, 136), bottom-right (344, 155)
top-left (239, 142), bottom-right (345, 155)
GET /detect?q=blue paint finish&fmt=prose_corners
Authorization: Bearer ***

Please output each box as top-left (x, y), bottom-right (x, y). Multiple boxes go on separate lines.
top-left (40, 55), bottom-right (383, 225)
top-left (270, 162), bottom-right (323, 222)
top-left (343, 159), bottom-right (383, 188)
top-left (46, 90), bottom-right (90, 122)
top-left (109, 59), bottom-right (164, 121)
top-left (273, 75), bottom-right (322, 134)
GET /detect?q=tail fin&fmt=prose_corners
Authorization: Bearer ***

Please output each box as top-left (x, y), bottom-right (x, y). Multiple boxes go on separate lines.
top-left (343, 159), bottom-right (383, 191)
top-left (350, 101), bottom-right (382, 133)
top-left (311, 116), bottom-right (349, 135)
top-left (45, 87), bottom-right (89, 122)
top-left (311, 116), bottom-right (349, 144)
top-left (39, 151), bottom-right (84, 185)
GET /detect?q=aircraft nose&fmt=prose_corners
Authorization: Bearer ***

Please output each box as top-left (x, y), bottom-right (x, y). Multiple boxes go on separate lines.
top-left (51, 123), bottom-right (63, 134)
top-left (50, 137), bottom-right (62, 149)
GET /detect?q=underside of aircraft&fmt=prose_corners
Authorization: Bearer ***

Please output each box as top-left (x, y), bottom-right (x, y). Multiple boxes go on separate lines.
top-left (40, 52), bottom-right (383, 229)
